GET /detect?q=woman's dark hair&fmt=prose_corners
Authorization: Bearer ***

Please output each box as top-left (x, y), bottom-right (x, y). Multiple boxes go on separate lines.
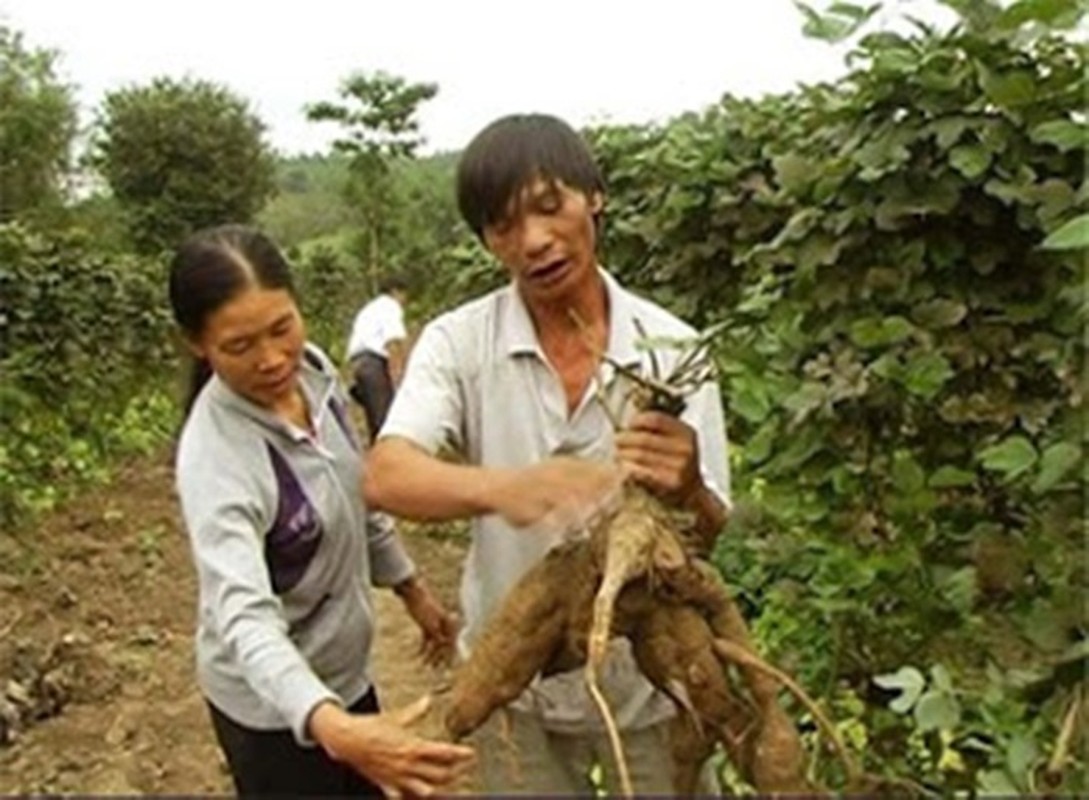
top-left (456, 113), bottom-right (605, 239)
top-left (168, 224), bottom-right (296, 414)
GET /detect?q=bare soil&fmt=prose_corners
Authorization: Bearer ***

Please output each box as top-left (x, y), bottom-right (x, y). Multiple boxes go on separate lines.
top-left (0, 451), bottom-right (467, 795)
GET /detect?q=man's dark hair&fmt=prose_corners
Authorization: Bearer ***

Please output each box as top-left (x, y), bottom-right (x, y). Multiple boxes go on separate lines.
top-left (456, 113), bottom-right (605, 239)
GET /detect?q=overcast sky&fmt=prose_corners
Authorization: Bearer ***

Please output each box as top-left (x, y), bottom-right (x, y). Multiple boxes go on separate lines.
top-left (1, 1), bottom-right (953, 156)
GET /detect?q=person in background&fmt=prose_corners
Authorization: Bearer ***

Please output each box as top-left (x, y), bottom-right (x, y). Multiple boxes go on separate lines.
top-left (346, 275), bottom-right (410, 442)
top-left (364, 114), bottom-right (730, 795)
top-left (168, 224), bottom-right (474, 798)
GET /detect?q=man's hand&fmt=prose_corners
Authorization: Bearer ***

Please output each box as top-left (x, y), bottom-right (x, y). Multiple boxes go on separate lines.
top-left (487, 457), bottom-right (625, 536)
top-left (615, 411), bottom-right (703, 508)
top-left (394, 577), bottom-right (458, 667)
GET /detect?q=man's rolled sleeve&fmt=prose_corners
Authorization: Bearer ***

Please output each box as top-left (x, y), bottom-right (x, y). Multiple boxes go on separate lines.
top-left (379, 321), bottom-right (465, 455)
top-left (683, 378), bottom-right (732, 511)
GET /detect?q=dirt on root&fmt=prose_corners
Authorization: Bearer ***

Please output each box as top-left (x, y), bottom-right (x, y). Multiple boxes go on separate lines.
top-left (0, 451), bottom-right (468, 795)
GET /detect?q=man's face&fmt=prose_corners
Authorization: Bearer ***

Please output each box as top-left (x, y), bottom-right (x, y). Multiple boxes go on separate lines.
top-left (482, 177), bottom-right (603, 304)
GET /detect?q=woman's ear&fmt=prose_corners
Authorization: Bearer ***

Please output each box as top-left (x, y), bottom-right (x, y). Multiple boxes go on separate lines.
top-left (589, 191), bottom-right (605, 215)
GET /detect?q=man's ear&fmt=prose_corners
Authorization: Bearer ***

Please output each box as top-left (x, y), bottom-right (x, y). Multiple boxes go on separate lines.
top-left (589, 191), bottom-right (605, 215)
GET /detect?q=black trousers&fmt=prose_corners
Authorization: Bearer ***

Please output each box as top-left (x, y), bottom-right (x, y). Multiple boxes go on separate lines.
top-left (348, 352), bottom-right (394, 443)
top-left (207, 689), bottom-right (384, 798)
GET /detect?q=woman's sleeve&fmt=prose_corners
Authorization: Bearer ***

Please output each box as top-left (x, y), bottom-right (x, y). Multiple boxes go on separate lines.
top-left (363, 510), bottom-right (416, 589)
top-left (178, 462), bottom-right (338, 745)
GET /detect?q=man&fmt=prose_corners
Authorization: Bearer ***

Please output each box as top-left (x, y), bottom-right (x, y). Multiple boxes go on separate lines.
top-left (365, 113), bottom-right (730, 795)
top-left (345, 275), bottom-right (409, 441)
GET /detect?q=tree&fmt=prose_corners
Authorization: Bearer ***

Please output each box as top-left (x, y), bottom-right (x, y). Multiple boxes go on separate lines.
top-left (0, 26), bottom-right (78, 222)
top-left (306, 70), bottom-right (438, 290)
top-left (93, 77), bottom-right (276, 254)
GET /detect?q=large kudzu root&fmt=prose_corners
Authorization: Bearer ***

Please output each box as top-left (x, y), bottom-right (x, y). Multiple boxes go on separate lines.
top-left (629, 601), bottom-right (752, 792)
top-left (445, 540), bottom-right (596, 738)
top-left (444, 485), bottom-right (848, 795)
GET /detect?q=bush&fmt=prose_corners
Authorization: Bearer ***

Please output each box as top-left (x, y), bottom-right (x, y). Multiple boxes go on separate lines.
top-left (0, 222), bottom-right (178, 525)
top-left (593, 3), bottom-right (1085, 792)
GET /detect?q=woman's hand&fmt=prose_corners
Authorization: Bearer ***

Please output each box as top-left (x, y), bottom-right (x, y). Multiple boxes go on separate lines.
top-left (395, 577), bottom-right (458, 668)
top-left (309, 697), bottom-right (475, 798)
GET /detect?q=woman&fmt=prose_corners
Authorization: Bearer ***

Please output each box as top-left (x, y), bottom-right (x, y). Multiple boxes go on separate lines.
top-left (169, 224), bottom-right (474, 797)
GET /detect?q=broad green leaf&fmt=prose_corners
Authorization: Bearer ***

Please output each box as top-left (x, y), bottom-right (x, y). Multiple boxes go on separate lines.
top-left (794, 0), bottom-right (875, 42)
top-left (903, 352), bottom-right (954, 399)
top-left (849, 316), bottom-right (914, 348)
top-left (874, 47), bottom-right (919, 75)
top-left (927, 117), bottom-right (971, 151)
top-left (929, 116), bottom-right (972, 150)
top-left (743, 419), bottom-right (778, 465)
top-left (949, 144), bottom-right (992, 180)
top-left (979, 436), bottom-right (1038, 479)
top-left (773, 154), bottom-right (816, 194)
top-left (918, 64), bottom-right (962, 92)
top-left (936, 567), bottom-right (977, 615)
top-left (1032, 441), bottom-right (1081, 493)
top-left (1018, 600), bottom-right (1071, 651)
top-left (869, 352), bottom-right (902, 381)
top-left (783, 382), bottom-right (826, 423)
top-left (892, 451), bottom-right (926, 494)
top-left (1041, 213), bottom-right (1089, 250)
top-left (873, 666), bottom-right (925, 713)
top-left (929, 465), bottom-right (976, 488)
top-left (914, 690), bottom-right (961, 731)
top-left (997, 0), bottom-right (1082, 29)
top-left (1027, 179), bottom-right (1077, 226)
top-left (930, 664), bottom-right (954, 693)
top-left (731, 376), bottom-right (773, 424)
top-left (1006, 733), bottom-right (1040, 782)
top-left (827, 2), bottom-right (880, 21)
top-left (771, 208), bottom-right (823, 246)
top-left (979, 66), bottom-right (1037, 110)
top-left (912, 298), bottom-right (967, 329)
top-left (796, 233), bottom-right (845, 272)
top-left (1030, 119), bottom-right (1086, 152)
top-left (979, 769), bottom-right (1019, 794)
top-left (853, 135), bottom-right (912, 181)
top-left (875, 177), bottom-right (961, 229)
top-left (983, 177), bottom-right (1031, 206)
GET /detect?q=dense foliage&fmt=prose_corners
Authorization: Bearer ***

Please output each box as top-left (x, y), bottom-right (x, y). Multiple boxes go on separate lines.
top-left (1, 1), bottom-right (1083, 792)
top-left (591, 1), bottom-right (1085, 792)
top-left (0, 26), bottom-right (77, 222)
top-left (306, 70), bottom-right (439, 293)
top-left (93, 77), bottom-right (276, 255)
top-left (0, 223), bottom-right (176, 526)
top-left (261, 151), bottom-right (481, 358)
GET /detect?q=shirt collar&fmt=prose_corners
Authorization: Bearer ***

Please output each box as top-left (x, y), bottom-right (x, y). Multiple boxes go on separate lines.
top-left (500, 267), bottom-right (641, 368)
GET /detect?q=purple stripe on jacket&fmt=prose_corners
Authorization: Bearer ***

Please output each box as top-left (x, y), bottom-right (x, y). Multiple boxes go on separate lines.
top-left (264, 443), bottom-right (323, 593)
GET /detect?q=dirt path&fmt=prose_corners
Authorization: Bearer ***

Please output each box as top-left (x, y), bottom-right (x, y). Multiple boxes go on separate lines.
top-left (0, 451), bottom-right (467, 795)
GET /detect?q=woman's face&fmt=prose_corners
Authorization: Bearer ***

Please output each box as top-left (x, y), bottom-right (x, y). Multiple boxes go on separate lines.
top-left (189, 285), bottom-right (306, 410)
